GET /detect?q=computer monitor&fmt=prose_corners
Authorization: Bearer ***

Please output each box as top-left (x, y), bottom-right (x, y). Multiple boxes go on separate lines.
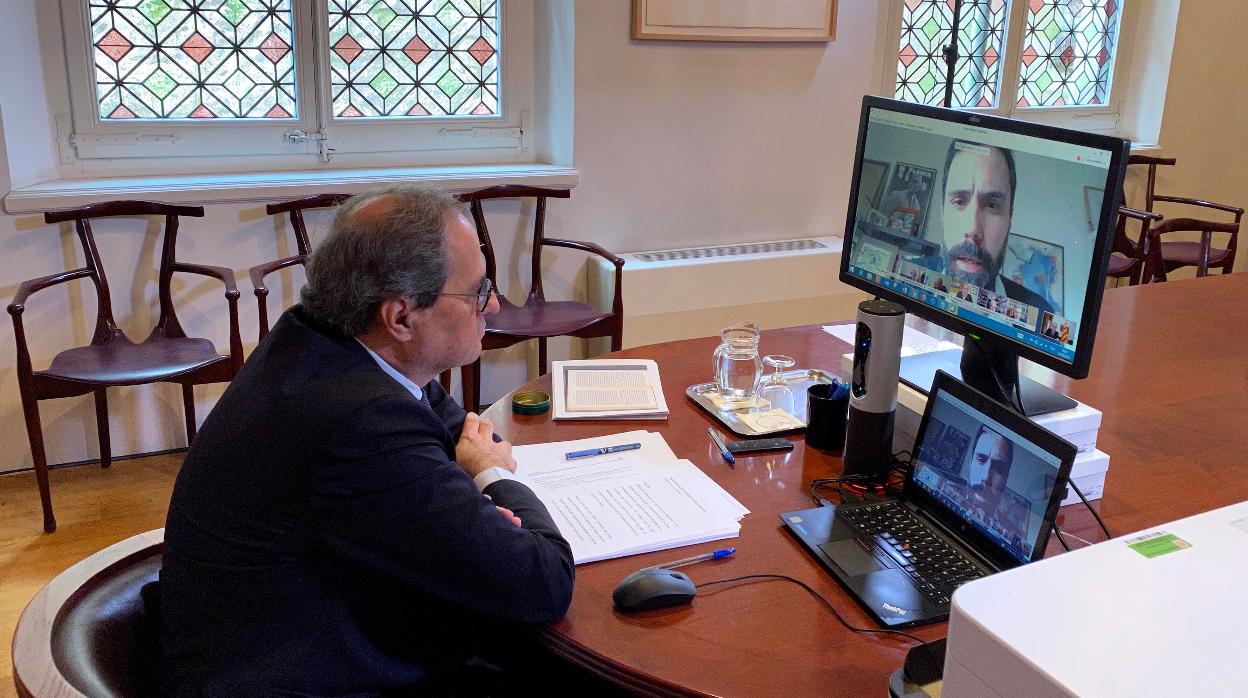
top-left (839, 96), bottom-right (1129, 415)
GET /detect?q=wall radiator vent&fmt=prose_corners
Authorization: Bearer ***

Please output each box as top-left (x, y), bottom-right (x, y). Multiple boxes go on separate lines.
top-left (634, 239), bottom-right (826, 263)
top-left (587, 236), bottom-right (868, 352)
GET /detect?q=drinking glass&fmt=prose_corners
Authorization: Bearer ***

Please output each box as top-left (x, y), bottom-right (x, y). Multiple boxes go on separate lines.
top-left (757, 355), bottom-right (796, 414)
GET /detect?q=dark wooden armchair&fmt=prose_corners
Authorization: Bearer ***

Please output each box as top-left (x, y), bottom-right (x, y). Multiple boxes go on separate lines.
top-left (252, 193), bottom-right (353, 339)
top-left (1107, 206), bottom-right (1164, 285)
top-left (8, 201), bottom-right (242, 533)
top-left (457, 185), bottom-right (625, 413)
top-left (1146, 206), bottom-right (1244, 281)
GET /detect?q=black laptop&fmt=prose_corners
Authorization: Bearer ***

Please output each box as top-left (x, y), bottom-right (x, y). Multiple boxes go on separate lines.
top-left (781, 370), bottom-right (1076, 627)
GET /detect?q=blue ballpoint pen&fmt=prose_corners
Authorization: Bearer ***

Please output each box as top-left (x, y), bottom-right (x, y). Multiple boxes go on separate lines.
top-left (649, 548), bottom-right (736, 571)
top-left (565, 442), bottom-right (642, 460)
top-left (707, 427), bottom-right (735, 465)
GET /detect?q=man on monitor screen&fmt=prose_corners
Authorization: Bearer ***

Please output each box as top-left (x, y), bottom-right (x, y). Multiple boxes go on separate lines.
top-left (917, 142), bottom-right (1053, 314)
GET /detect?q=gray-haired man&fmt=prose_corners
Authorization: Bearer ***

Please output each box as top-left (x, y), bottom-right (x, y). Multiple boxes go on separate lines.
top-left (158, 185), bottom-right (575, 696)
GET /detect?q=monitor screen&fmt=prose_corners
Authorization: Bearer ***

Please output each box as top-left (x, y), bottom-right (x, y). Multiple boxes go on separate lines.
top-left (841, 97), bottom-right (1128, 376)
top-left (911, 384), bottom-right (1066, 564)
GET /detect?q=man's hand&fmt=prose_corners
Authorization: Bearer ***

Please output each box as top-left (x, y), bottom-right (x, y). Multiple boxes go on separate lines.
top-left (455, 412), bottom-right (517, 478)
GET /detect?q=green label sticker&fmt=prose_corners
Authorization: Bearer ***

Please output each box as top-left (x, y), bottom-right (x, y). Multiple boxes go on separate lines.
top-left (1125, 531), bottom-right (1192, 559)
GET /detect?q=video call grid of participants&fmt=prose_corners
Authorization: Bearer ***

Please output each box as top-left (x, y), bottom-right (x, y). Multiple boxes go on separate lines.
top-left (911, 397), bottom-right (1059, 561)
top-left (852, 133), bottom-right (1099, 353)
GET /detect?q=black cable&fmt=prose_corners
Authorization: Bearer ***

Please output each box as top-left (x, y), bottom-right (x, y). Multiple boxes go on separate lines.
top-left (1068, 479), bottom-right (1113, 539)
top-left (1051, 521), bottom-right (1073, 551)
top-left (695, 574), bottom-right (927, 645)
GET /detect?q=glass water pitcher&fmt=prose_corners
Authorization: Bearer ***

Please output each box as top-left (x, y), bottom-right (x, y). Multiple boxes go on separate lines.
top-left (713, 322), bottom-right (762, 404)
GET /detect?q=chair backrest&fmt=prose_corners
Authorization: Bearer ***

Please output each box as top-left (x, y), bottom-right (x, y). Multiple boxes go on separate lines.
top-left (42, 201), bottom-right (206, 345)
top-left (1125, 154), bottom-right (1176, 212)
top-left (457, 185), bottom-right (571, 302)
top-left (255, 194), bottom-right (354, 337)
top-left (12, 530), bottom-right (165, 698)
top-left (264, 193), bottom-right (355, 257)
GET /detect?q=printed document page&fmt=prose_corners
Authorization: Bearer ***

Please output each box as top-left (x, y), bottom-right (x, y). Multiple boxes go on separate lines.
top-left (513, 432), bottom-right (747, 564)
top-left (565, 369), bottom-right (658, 411)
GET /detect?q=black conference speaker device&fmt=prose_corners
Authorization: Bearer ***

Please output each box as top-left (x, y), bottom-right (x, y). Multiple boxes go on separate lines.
top-left (842, 299), bottom-right (905, 484)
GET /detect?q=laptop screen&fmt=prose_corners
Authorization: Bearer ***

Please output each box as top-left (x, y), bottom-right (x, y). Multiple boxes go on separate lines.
top-left (911, 386), bottom-right (1065, 564)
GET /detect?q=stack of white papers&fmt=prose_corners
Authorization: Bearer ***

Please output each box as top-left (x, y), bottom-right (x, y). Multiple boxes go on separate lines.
top-left (551, 360), bottom-right (669, 420)
top-left (512, 430), bottom-right (748, 564)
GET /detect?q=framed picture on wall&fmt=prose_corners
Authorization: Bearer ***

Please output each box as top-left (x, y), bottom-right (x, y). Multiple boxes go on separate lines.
top-left (631, 0), bottom-right (837, 42)
top-left (1003, 234), bottom-right (1065, 314)
top-left (880, 162), bottom-right (937, 237)
top-left (860, 159), bottom-right (890, 208)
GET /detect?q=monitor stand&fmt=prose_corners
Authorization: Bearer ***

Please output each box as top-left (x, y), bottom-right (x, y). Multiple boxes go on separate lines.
top-left (897, 339), bottom-right (1076, 417)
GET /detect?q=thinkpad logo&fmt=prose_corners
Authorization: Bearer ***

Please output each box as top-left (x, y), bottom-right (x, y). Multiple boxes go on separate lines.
top-left (882, 603), bottom-right (908, 616)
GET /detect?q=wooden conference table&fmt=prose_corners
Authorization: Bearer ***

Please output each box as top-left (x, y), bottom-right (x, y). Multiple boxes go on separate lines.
top-left (486, 273), bottom-right (1248, 697)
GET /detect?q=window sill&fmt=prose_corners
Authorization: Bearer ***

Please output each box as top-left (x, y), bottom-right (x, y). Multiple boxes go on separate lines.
top-left (3, 163), bottom-right (579, 213)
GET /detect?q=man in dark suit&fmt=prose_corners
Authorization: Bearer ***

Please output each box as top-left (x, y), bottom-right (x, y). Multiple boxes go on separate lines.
top-left (914, 141), bottom-right (1054, 314)
top-left (158, 186), bottom-right (575, 696)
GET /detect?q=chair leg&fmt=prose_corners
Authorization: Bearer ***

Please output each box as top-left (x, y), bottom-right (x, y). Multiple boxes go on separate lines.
top-left (94, 389), bottom-right (111, 469)
top-left (611, 326), bottom-right (623, 352)
top-left (538, 337), bottom-right (548, 376)
top-left (181, 384), bottom-right (197, 445)
top-left (18, 393), bottom-right (56, 533)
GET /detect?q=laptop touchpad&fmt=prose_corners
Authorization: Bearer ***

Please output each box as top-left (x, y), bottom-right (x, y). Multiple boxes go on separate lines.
top-left (819, 539), bottom-right (886, 576)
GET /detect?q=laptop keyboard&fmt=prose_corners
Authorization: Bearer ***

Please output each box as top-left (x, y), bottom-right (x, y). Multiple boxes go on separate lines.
top-left (839, 501), bottom-right (985, 606)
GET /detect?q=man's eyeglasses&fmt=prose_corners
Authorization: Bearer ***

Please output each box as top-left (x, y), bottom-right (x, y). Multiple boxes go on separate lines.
top-left (439, 277), bottom-right (495, 312)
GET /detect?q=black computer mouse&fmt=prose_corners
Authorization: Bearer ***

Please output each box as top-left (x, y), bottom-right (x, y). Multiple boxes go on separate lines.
top-left (612, 567), bottom-right (698, 613)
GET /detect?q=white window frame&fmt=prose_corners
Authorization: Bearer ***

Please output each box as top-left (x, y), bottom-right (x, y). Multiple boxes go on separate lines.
top-left (874, 0), bottom-right (1143, 136)
top-left (57, 0), bottom-right (533, 173)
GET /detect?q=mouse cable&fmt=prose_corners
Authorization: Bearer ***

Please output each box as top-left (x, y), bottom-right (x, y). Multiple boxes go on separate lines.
top-left (1068, 479), bottom-right (1113, 539)
top-left (1051, 522), bottom-right (1073, 551)
top-left (695, 574), bottom-right (927, 646)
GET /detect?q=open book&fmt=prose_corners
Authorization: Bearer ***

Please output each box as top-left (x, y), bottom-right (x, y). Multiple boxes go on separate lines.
top-left (512, 431), bottom-right (748, 564)
top-left (552, 359), bottom-right (669, 420)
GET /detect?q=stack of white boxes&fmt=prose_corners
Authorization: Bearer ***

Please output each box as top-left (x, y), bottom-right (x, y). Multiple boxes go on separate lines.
top-left (833, 328), bottom-right (1109, 507)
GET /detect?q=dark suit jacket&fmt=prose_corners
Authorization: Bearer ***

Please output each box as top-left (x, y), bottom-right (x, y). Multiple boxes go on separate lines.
top-left (158, 306), bottom-right (575, 696)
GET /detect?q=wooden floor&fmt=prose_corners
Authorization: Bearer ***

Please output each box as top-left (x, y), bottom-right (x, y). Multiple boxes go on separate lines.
top-left (0, 453), bottom-right (182, 698)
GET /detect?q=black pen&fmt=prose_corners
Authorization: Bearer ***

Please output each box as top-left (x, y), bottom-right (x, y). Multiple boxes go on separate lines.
top-left (706, 427), bottom-right (735, 465)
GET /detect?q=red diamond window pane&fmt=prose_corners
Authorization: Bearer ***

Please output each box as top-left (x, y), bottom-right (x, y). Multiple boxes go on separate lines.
top-left (471, 102), bottom-right (492, 115)
top-left (333, 35), bottom-right (364, 64)
top-left (264, 104), bottom-right (292, 118)
top-left (108, 104), bottom-right (137, 119)
top-left (259, 33), bottom-right (290, 64)
top-left (97, 29), bottom-right (133, 62)
top-left (190, 104), bottom-right (216, 118)
top-left (339, 104), bottom-right (364, 118)
top-left (407, 104), bottom-right (430, 116)
top-left (181, 32), bottom-right (214, 64)
top-left (403, 37), bottom-right (431, 65)
top-left (468, 37), bottom-right (495, 66)
top-left (899, 44), bottom-right (918, 68)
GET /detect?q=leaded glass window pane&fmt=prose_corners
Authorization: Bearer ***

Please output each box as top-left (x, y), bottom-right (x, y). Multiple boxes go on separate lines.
top-left (90, 0), bottom-right (297, 120)
top-left (1017, 0), bottom-right (1123, 108)
top-left (896, 0), bottom-right (1008, 108)
top-left (328, 0), bottom-right (499, 119)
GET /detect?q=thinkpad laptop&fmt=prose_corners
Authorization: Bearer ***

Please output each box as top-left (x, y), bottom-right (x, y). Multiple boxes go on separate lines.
top-left (781, 370), bottom-right (1076, 627)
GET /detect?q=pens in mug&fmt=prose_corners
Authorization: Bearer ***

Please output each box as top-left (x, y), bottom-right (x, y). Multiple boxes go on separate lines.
top-left (565, 442), bottom-right (642, 460)
top-left (650, 548), bottom-right (736, 571)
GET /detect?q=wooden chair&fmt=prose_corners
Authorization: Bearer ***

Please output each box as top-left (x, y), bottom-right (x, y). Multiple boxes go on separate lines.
top-left (1106, 206), bottom-right (1164, 285)
top-left (11, 529), bottom-right (164, 697)
top-left (252, 193), bottom-right (353, 339)
top-left (1124, 154), bottom-right (1176, 212)
top-left (457, 185), bottom-right (625, 413)
top-left (7, 201), bottom-right (242, 533)
top-left (1146, 207), bottom-right (1244, 282)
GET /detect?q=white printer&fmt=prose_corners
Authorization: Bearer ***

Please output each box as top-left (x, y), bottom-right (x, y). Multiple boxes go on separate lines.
top-left (943, 500), bottom-right (1248, 696)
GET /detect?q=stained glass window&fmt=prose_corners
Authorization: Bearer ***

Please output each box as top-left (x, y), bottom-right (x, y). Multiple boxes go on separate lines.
top-left (1017, 0), bottom-right (1122, 108)
top-left (896, 0), bottom-right (1009, 108)
top-left (328, 0), bottom-right (499, 119)
top-left (90, 0), bottom-right (297, 120)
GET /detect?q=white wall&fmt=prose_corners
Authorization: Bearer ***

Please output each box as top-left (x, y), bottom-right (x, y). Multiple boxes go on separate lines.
top-left (0, 2), bottom-right (883, 473)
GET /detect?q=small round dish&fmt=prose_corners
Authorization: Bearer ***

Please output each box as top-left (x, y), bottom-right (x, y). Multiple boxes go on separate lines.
top-left (511, 390), bottom-right (551, 415)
